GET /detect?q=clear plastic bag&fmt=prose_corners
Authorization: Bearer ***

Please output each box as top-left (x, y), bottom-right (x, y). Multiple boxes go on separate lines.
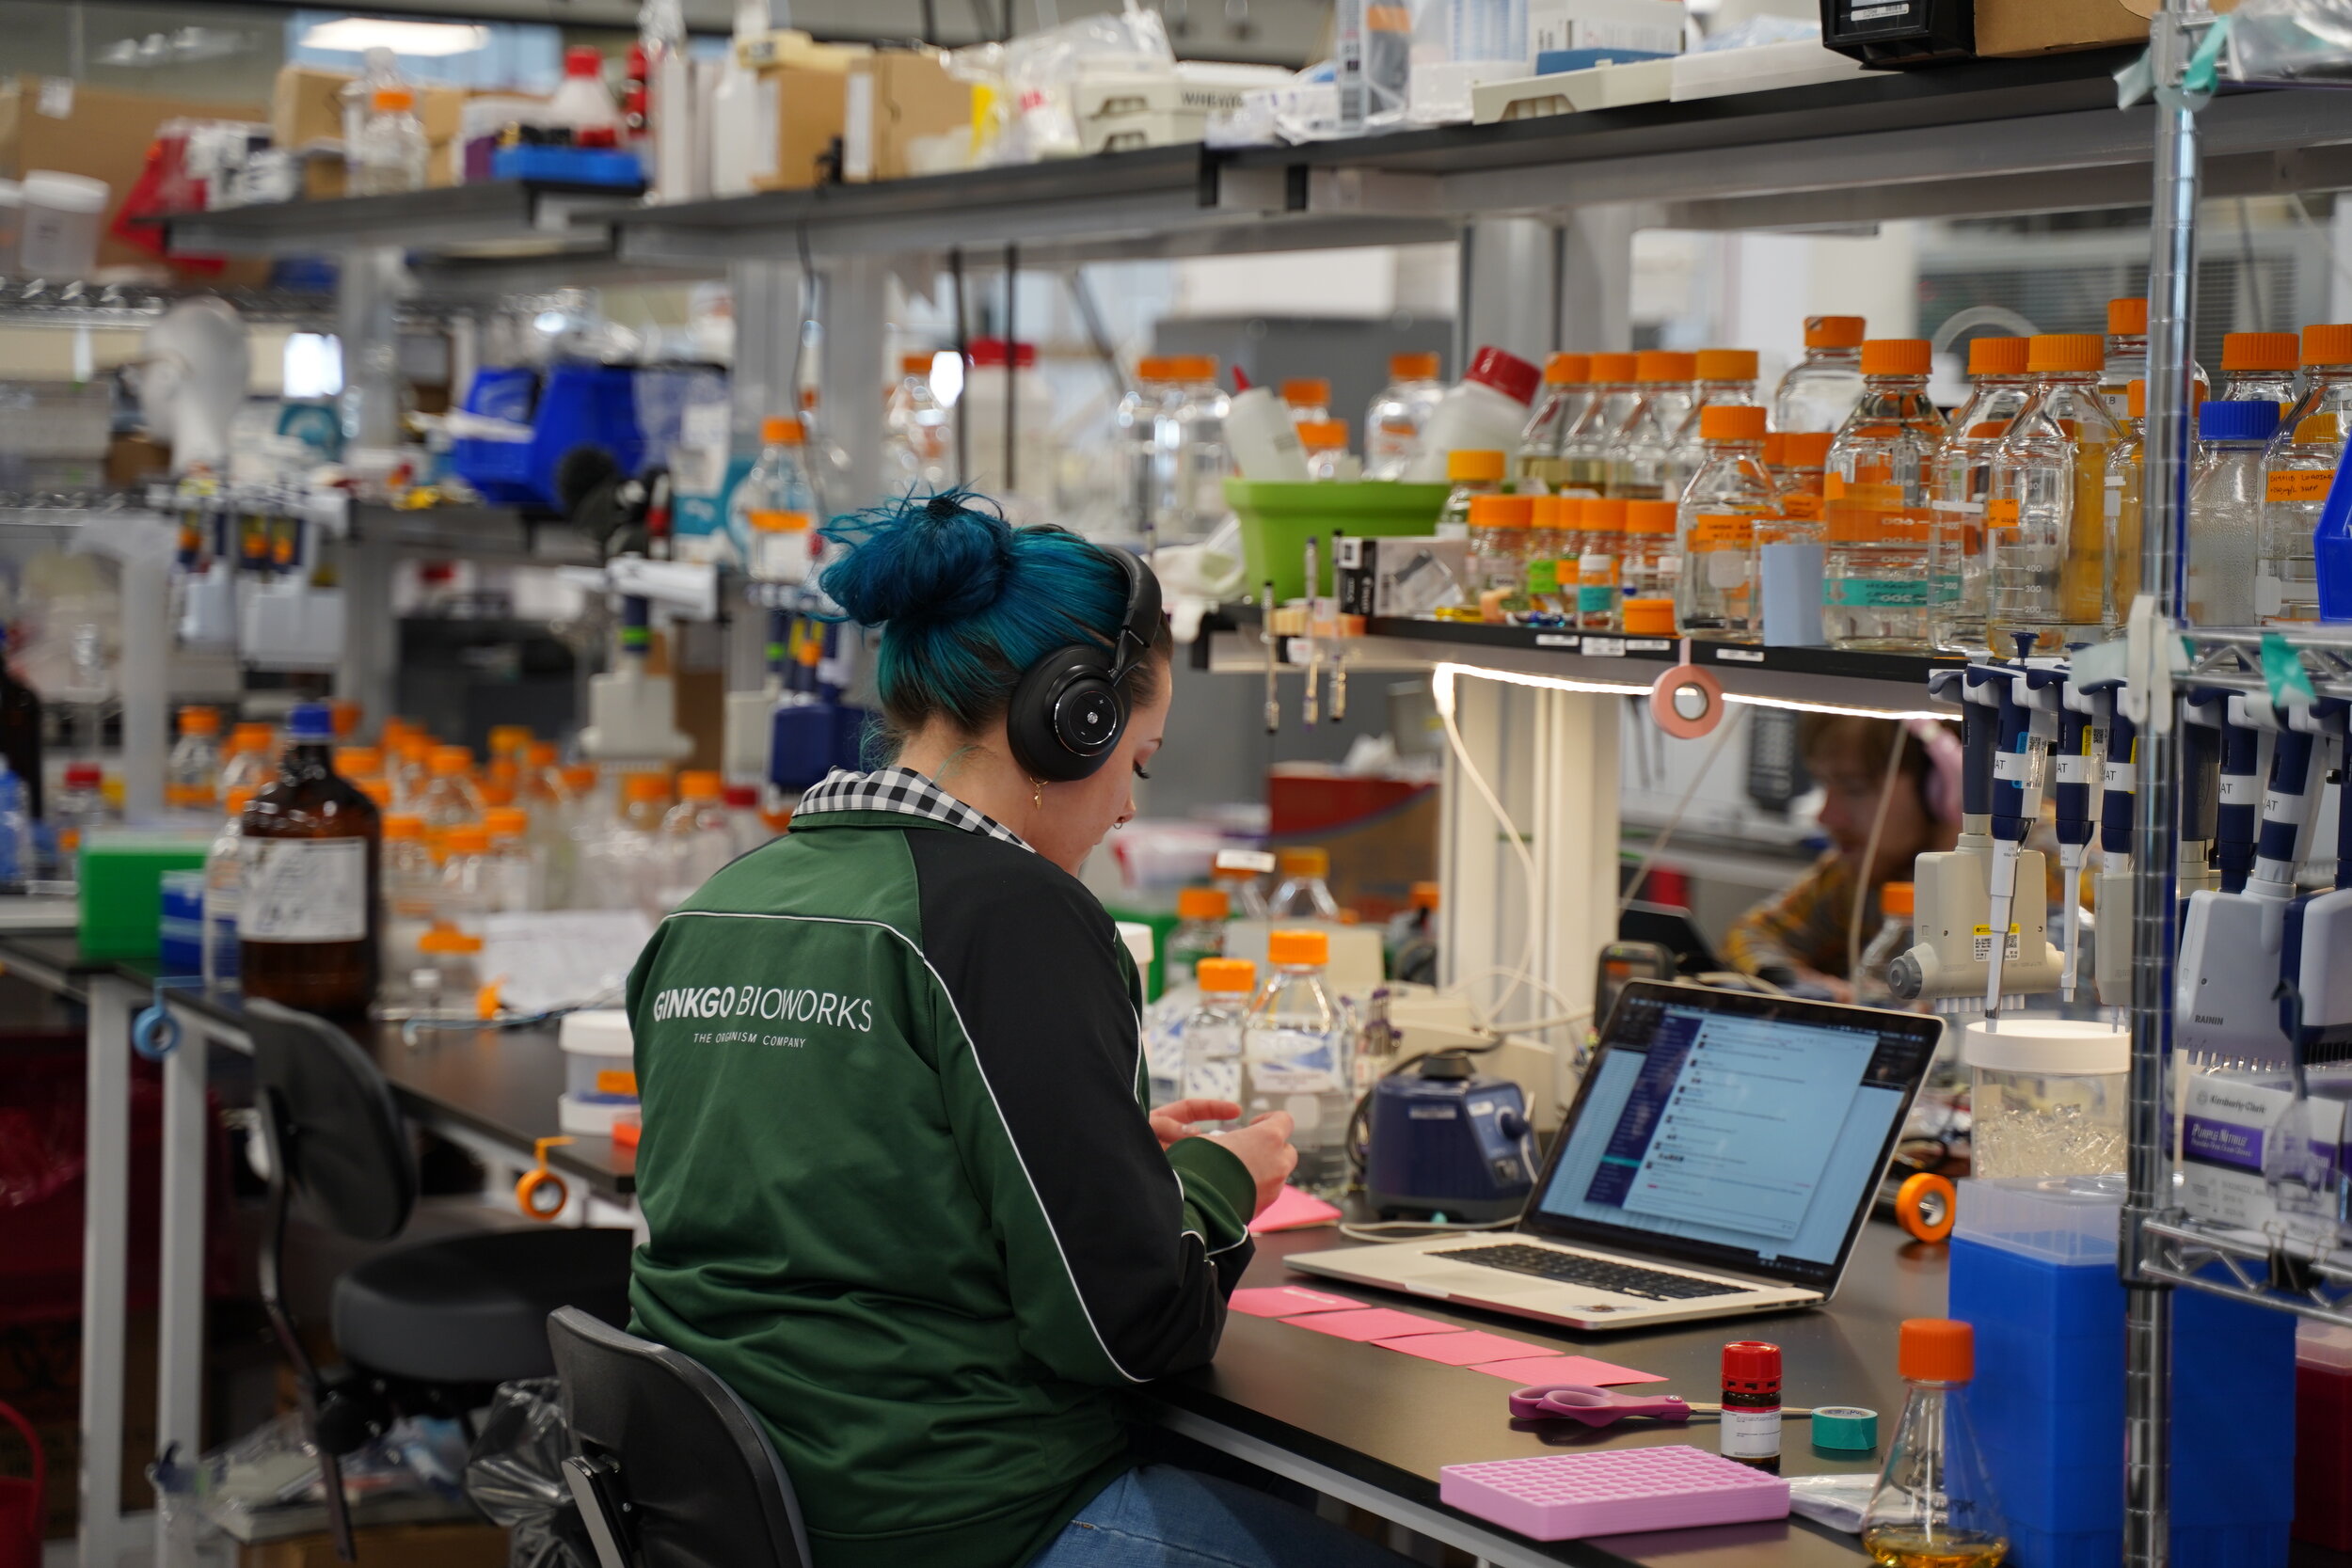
top-left (463, 1379), bottom-right (601, 1568)
top-left (957, 2), bottom-right (1174, 164)
top-left (2228, 0), bottom-right (2352, 84)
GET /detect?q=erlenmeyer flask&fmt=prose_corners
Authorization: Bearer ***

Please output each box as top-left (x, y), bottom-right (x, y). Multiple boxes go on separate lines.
top-left (1861, 1319), bottom-right (2010, 1568)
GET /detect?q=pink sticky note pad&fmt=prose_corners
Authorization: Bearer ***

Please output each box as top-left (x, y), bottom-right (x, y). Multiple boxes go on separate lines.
top-left (1469, 1354), bottom-right (1669, 1386)
top-left (1228, 1286), bottom-right (1367, 1319)
top-left (1287, 1307), bottom-right (1459, 1342)
top-left (1249, 1186), bottom-right (1343, 1233)
top-left (1373, 1330), bottom-right (1549, 1367)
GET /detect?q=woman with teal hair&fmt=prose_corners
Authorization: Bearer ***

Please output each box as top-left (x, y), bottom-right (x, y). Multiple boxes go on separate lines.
top-left (624, 492), bottom-right (1412, 1567)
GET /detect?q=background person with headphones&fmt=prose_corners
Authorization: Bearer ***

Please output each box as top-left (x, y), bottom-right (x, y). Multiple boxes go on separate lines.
top-left (1724, 714), bottom-right (1965, 1001)
top-left (623, 493), bottom-right (1409, 1568)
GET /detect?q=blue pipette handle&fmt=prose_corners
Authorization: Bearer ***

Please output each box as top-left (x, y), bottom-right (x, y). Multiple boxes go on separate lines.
top-left (2213, 700), bottom-right (2265, 893)
top-left (2257, 730), bottom-right (2317, 876)
top-left (2180, 701), bottom-right (2221, 846)
top-left (1991, 675), bottom-right (2035, 843)
top-left (2056, 702), bottom-right (2094, 849)
top-left (2100, 700), bottom-right (2137, 858)
top-left (1961, 673), bottom-right (1998, 822)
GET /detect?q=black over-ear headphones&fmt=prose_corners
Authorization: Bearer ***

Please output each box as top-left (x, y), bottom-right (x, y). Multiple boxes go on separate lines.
top-left (1005, 546), bottom-right (1164, 784)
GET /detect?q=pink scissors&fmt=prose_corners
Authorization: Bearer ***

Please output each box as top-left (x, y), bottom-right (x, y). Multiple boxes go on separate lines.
top-left (1508, 1384), bottom-right (1816, 1429)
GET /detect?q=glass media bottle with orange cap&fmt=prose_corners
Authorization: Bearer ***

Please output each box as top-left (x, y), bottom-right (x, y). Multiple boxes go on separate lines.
top-left (1168, 885), bottom-right (1231, 983)
top-left (1366, 352), bottom-right (1446, 480)
top-left (1244, 928), bottom-right (1347, 1190)
top-left (1676, 404), bottom-right (1778, 641)
top-left (1862, 1319), bottom-right (2009, 1568)
top-left (1666, 348), bottom-right (1762, 500)
top-left (1438, 449), bottom-right (1505, 539)
top-left (1824, 340), bottom-right (1946, 651)
top-left (1617, 499), bottom-right (1678, 619)
top-left (1928, 337), bottom-right (2033, 652)
top-left (239, 702), bottom-right (381, 1016)
top-left (1773, 315), bottom-right (1867, 434)
top-left (2217, 331), bottom-right (2300, 408)
top-left (1988, 335), bottom-right (2123, 654)
top-left (1182, 957), bottom-right (1256, 1129)
top-left (2263, 406), bottom-right (2339, 624)
top-left (2281, 322), bottom-right (2352, 438)
top-left (1606, 350), bottom-right (1698, 501)
top-left (1517, 353), bottom-right (1592, 493)
top-left (1270, 846), bottom-right (1341, 921)
top-left (1563, 353), bottom-right (1644, 498)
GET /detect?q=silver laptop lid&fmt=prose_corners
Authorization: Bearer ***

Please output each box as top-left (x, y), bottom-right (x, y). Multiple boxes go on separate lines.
top-left (1518, 981), bottom-right (1943, 1295)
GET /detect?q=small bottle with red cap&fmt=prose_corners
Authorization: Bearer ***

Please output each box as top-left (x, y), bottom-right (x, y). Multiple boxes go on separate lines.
top-left (1719, 1340), bottom-right (1785, 1472)
top-left (1862, 1319), bottom-right (2009, 1568)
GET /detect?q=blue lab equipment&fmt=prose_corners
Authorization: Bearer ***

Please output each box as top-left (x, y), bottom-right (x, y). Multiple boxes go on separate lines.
top-left (1365, 1056), bottom-right (1534, 1222)
top-left (449, 364), bottom-right (646, 511)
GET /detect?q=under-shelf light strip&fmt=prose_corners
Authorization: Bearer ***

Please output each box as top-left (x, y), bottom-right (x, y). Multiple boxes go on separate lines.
top-left (1430, 661), bottom-right (1947, 723)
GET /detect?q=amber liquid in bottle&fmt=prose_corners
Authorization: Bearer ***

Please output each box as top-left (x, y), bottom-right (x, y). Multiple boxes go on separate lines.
top-left (239, 706), bottom-right (381, 1016)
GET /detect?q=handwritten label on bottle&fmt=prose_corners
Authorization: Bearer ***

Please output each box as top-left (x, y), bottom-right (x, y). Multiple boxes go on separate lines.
top-left (2266, 470), bottom-right (2333, 503)
top-left (241, 838), bottom-right (367, 943)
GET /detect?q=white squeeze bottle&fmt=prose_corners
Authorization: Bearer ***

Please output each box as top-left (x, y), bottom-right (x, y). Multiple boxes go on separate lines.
top-left (1244, 928), bottom-right (1348, 1193)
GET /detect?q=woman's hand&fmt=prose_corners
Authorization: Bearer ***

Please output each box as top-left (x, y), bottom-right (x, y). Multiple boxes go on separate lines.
top-left (1150, 1098), bottom-right (1242, 1149)
top-left (1206, 1113), bottom-right (1299, 1218)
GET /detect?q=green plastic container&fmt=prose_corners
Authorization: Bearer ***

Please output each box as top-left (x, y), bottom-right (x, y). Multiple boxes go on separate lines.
top-left (77, 831), bottom-right (211, 959)
top-left (1228, 480), bottom-right (1449, 601)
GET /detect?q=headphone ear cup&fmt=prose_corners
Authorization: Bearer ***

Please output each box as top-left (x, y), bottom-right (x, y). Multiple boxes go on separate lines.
top-left (1007, 647), bottom-right (1126, 783)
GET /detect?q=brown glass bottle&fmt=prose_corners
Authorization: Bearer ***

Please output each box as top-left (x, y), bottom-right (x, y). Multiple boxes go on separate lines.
top-left (239, 702), bottom-right (380, 1015)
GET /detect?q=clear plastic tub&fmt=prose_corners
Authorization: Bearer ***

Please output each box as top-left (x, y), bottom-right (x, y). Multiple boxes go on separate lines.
top-left (559, 1008), bottom-right (637, 1134)
top-left (1962, 1018), bottom-right (2127, 1180)
top-left (18, 170), bottom-right (108, 277)
top-left (1952, 1173), bottom-right (2123, 1263)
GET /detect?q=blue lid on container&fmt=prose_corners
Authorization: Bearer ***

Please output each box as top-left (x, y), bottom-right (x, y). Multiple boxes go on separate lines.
top-left (2318, 451), bottom-right (2352, 622)
top-left (2199, 400), bottom-right (2283, 441)
top-left (285, 703), bottom-right (333, 742)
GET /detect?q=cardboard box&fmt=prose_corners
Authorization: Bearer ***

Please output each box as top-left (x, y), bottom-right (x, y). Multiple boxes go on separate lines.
top-left (750, 66), bottom-right (850, 192)
top-left (844, 50), bottom-right (971, 183)
top-left (0, 75), bottom-right (267, 273)
top-left (1973, 0), bottom-right (2157, 56)
top-left (241, 1522), bottom-right (510, 1568)
top-left (270, 66), bottom-right (463, 150)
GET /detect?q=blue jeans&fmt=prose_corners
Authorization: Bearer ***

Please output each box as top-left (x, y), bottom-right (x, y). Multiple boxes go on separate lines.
top-left (1029, 1465), bottom-right (1419, 1568)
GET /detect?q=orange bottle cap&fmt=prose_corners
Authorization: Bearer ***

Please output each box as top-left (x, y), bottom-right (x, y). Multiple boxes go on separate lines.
top-left (2302, 323), bottom-right (2352, 367)
top-left (1267, 928), bottom-right (1329, 967)
top-left (1391, 352), bottom-right (1441, 381)
top-left (1468, 494), bottom-right (1534, 529)
top-left (677, 769), bottom-right (723, 802)
top-left (1622, 499), bottom-right (1677, 535)
top-left (1279, 847), bottom-right (1329, 877)
top-left (1531, 494), bottom-right (1577, 529)
top-left (372, 86), bottom-right (415, 111)
top-left (624, 772), bottom-right (671, 804)
top-left (1411, 880), bottom-right (1440, 910)
top-left (418, 923), bottom-right (484, 956)
top-left (2222, 331), bottom-right (2297, 372)
top-left (1543, 352), bottom-right (1591, 385)
top-left (1296, 420), bottom-right (1349, 451)
top-left (334, 746), bottom-right (382, 777)
top-left (1636, 350), bottom-right (1695, 384)
top-left (563, 764), bottom-right (600, 795)
top-left (225, 787), bottom-right (256, 815)
top-left (485, 806), bottom-right (530, 838)
top-left (1881, 880), bottom-right (1914, 918)
top-left (1589, 352), bottom-right (1639, 382)
top-left (1196, 957), bottom-right (1257, 993)
top-left (230, 722), bottom-right (275, 752)
top-left (1899, 1318), bottom-right (1974, 1384)
top-left (443, 825), bottom-right (491, 856)
top-left (178, 706), bottom-right (220, 735)
top-left (2027, 334), bottom-right (2104, 374)
top-left (1280, 378), bottom-right (1330, 406)
top-left (1861, 338), bottom-right (1932, 377)
top-left (382, 813), bottom-right (424, 840)
top-left (1699, 404), bottom-right (1767, 442)
top-left (1695, 348), bottom-right (1757, 381)
top-left (1780, 431), bottom-right (1836, 467)
top-left (1136, 356), bottom-right (1178, 383)
top-left (901, 353), bottom-right (935, 375)
top-left (1621, 596), bottom-right (1677, 634)
top-left (1177, 886), bottom-right (1231, 921)
top-left (1581, 498), bottom-right (1626, 533)
top-left (526, 741), bottom-right (560, 768)
top-left (1804, 316), bottom-right (1866, 349)
top-left (2107, 297), bottom-right (2149, 336)
top-left (359, 778), bottom-right (392, 808)
top-left (761, 415), bottom-right (805, 445)
top-left (1167, 354), bottom-right (1218, 381)
top-left (1967, 336), bottom-right (2030, 376)
top-left (1447, 449), bottom-right (1507, 482)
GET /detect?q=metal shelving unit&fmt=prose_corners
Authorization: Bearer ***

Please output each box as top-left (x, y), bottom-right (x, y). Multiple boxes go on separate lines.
top-left (157, 179), bottom-right (640, 259)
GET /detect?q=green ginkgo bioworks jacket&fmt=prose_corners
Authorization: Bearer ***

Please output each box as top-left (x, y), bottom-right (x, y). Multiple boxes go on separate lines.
top-left (625, 768), bottom-right (1258, 1568)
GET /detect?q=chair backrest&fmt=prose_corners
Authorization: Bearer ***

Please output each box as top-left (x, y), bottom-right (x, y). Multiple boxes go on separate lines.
top-left (548, 1307), bottom-right (812, 1568)
top-left (244, 998), bottom-right (418, 1243)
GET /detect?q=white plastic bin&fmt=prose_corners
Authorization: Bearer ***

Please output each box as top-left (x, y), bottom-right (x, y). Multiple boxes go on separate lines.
top-left (1962, 1017), bottom-right (2128, 1180)
top-left (559, 1008), bottom-right (639, 1135)
top-left (18, 171), bottom-right (109, 277)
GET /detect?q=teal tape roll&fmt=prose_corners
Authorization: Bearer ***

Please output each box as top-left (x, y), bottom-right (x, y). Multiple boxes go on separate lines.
top-left (1811, 1405), bottom-right (1879, 1451)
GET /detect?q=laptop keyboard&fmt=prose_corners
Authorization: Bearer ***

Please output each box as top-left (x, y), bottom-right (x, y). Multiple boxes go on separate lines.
top-left (1430, 1243), bottom-right (1747, 1301)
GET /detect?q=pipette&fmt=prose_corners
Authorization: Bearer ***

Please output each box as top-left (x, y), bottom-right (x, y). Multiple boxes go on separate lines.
top-left (1302, 534), bottom-right (1323, 728)
top-left (1261, 578), bottom-right (1279, 734)
top-left (2090, 678), bottom-right (2137, 1010)
top-left (1982, 639), bottom-right (2059, 1023)
top-left (2053, 663), bottom-right (2098, 1001)
top-left (2210, 693), bottom-right (2274, 895)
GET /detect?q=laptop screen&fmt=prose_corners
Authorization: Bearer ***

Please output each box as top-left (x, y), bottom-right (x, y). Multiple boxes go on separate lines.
top-left (1523, 982), bottom-right (1942, 1291)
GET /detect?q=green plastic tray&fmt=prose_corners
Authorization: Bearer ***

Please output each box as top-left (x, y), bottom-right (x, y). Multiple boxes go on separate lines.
top-left (78, 832), bottom-right (211, 958)
top-left (1228, 480), bottom-right (1449, 601)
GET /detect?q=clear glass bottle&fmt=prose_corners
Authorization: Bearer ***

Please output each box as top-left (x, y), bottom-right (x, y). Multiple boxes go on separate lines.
top-left (1855, 880), bottom-right (1915, 1007)
top-left (1618, 499), bottom-right (1680, 610)
top-left (167, 706), bottom-right (222, 814)
top-left (2187, 399), bottom-right (2280, 627)
top-left (580, 772), bottom-right (671, 915)
top-left (1772, 316), bottom-right (1867, 434)
top-left (1270, 847), bottom-right (1342, 921)
top-left (1574, 498), bottom-right (1623, 631)
top-left (436, 823), bottom-right (497, 936)
top-left (2100, 296), bottom-right (2148, 420)
top-left (2217, 331), bottom-right (2300, 409)
top-left (377, 812), bottom-right (439, 1002)
top-left (418, 744), bottom-right (485, 842)
top-left (1117, 357), bottom-right (1182, 542)
top-left (2279, 323), bottom-right (2352, 437)
top-left (1168, 885), bottom-right (1231, 985)
top-left (352, 86), bottom-right (429, 197)
top-left (333, 746), bottom-right (383, 790)
top-left (1524, 495), bottom-right (1574, 614)
top-left (1467, 494), bottom-right (1534, 602)
top-left (1862, 1319), bottom-right (2009, 1568)
top-left (1165, 354), bottom-right (1232, 543)
top-left (1824, 341), bottom-right (1946, 651)
top-left (240, 702), bottom-right (380, 1016)
top-left (1676, 404), bottom-right (1779, 641)
top-left (1563, 353), bottom-right (1644, 498)
top-left (723, 783), bottom-right (771, 859)
top-left (1988, 334), bottom-right (2123, 655)
top-left (884, 353), bottom-right (955, 492)
top-left (657, 769), bottom-right (736, 911)
top-left (388, 735), bottom-right (434, 812)
top-left (1929, 336), bottom-right (2034, 653)
top-left (201, 786), bottom-right (251, 991)
top-left (1243, 928), bottom-right (1347, 1191)
top-left (1666, 349), bottom-right (1762, 501)
top-left (1516, 353), bottom-right (1592, 494)
top-left (1182, 957), bottom-right (1256, 1126)
top-left (2262, 410), bottom-right (2338, 624)
top-left (1297, 420), bottom-right (1354, 482)
top-left (1280, 378), bottom-right (1331, 428)
top-left (1213, 850), bottom-right (1275, 921)
top-left (483, 805), bottom-right (539, 913)
top-left (1365, 352), bottom-right (1446, 481)
top-left (738, 416), bottom-right (821, 582)
top-left (1438, 449), bottom-right (1505, 539)
top-left (51, 762), bottom-right (108, 873)
top-left (1606, 351), bottom-right (1696, 501)
top-left (2106, 380), bottom-right (2147, 637)
top-left (218, 722), bottom-right (277, 805)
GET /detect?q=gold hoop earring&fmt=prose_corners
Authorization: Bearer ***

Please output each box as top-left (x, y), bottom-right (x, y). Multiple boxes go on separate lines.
top-left (1029, 775), bottom-right (1044, 809)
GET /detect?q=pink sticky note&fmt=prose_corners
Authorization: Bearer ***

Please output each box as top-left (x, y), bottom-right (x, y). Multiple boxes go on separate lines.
top-left (1228, 1286), bottom-right (1367, 1319)
top-left (1470, 1354), bottom-right (1669, 1386)
top-left (1249, 1186), bottom-right (1343, 1233)
top-left (1373, 1330), bottom-right (1550, 1367)
top-left (1287, 1307), bottom-right (1460, 1342)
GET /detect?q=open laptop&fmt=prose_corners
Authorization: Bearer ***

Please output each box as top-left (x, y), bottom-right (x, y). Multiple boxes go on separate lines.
top-left (1289, 981), bottom-right (1944, 1332)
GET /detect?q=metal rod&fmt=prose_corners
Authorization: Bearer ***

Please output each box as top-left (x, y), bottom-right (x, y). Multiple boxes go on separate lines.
top-left (1004, 243), bottom-right (1019, 498)
top-left (2123, 19), bottom-right (2202, 1567)
top-left (950, 246), bottom-right (969, 488)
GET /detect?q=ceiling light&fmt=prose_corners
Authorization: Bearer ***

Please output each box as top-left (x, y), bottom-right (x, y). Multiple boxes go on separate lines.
top-left (300, 18), bottom-right (490, 56)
